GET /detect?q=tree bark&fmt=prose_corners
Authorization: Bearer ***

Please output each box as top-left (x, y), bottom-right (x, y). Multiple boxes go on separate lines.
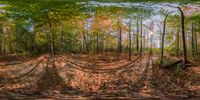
top-left (177, 7), bottom-right (187, 63)
top-left (102, 33), bottom-right (105, 52)
top-left (9, 40), bottom-right (12, 53)
top-left (194, 21), bottom-right (198, 52)
top-left (192, 22), bottom-right (194, 55)
top-left (96, 33), bottom-right (99, 54)
top-left (83, 32), bottom-right (88, 53)
top-left (140, 16), bottom-right (143, 56)
top-left (81, 34), bottom-right (84, 53)
top-left (136, 19), bottom-right (139, 54)
top-left (61, 30), bottom-right (64, 52)
top-left (176, 27), bottom-right (180, 56)
top-left (0, 30), bottom-right (2, 54)
top-left (48, 22), bottom-right (54, 59)
top-left (118, 20), bottom-right (122, 53)
top-left (0, 39), bottom-right (1, 54)
top-left (128, 20), bottom-right (132, 61)
top-left (160, 13), bottom-right (170, 65)
top-left (3, 33), bottom-right (5, 54)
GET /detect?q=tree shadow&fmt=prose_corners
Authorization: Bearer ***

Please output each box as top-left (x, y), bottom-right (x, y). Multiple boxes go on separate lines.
top-left (0, 58), bottom-right (93, 99)
top-left (62, 56), bottom-right (142, 74)
top-left (98, 55), bottom-right (151, 97)
top-left (0, 60), bottom-right (42, 87)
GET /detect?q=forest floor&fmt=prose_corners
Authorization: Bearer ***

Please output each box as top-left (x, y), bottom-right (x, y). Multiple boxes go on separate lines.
top-left (0, 53), bottom-right (200, 100)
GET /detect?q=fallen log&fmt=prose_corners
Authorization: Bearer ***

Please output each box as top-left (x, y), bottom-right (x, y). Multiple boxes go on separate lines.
top-left (163, 60), bottom-right (183, 68)
top-left (184, 63), bottom-right (200, 67)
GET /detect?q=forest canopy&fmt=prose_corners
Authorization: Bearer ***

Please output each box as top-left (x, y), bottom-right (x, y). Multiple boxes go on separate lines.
top-left (0, 0), bottom-right (200, 99)
top-left (0, 0), bottom-right (199, 57)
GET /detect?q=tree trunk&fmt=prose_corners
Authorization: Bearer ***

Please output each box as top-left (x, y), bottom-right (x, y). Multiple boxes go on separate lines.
top-left (70, 37), bottom-right (73, 53)
top-left (9, 40), bottom-right (12, 53)
top-left (118, 22), bottom-right (122, 53)
top-left (61, 30), bottom-right (64, 52)
top-left (136, 19), bottom-right (139, 54)
top-left (48, 22), bottom-right (54, 59)
top-left (102, 33), bottom-right (105, 52)
top-left (0, 32), bottom-right (2, 54)
top-left (0, 39), bottom-right (1, 54)
top-left (159, 28), bottom-right (162, 52)
top-left (195, 21), bottom-right (198, 52)
top-left (96, 33), bottom-right (99, 54)
top-left (176, 28), bottom-right (180, 56)
top-left (83, 32), bottom-right (88, 53)
top-left (192, 22), bottom-right (195, 55)
top-left (177, 7), bottom-right (187, 63)
top-left (128, 21), bottom-right (132, 61)
top-left (81, 34), bottom-right (84, 53)
top-left (3, 33), bottom-right (5, 54)
top-left (160, 13), bottom-right (170, 65)
top-left (140, 15), bottom-right (143, 56)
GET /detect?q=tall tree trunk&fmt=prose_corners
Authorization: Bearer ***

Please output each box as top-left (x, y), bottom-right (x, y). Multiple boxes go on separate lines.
top-left (140, 16), bottom-right (143, 56)
top-left (3, 33), bottom-right (5, 54)
top-left (15, 29), bottom-right (17, 54)
top-left (160, 13), bottom-right (170, 65)
top-left (100, 28), bottom-right (105, 53)
top-left (70, 37), bottom-right (73, 53)
top-left (176, 28), bottom-right (180, 56)
top-left (195, 21), bottom-right (198, 52)
top-left (96, 33), bottom-right (99, 54)
top-left (159, 28), bottom-right (162, 52)
top-left (83, 32), bottom-right (88, 53)
top-left (9, 41), bottom-right (12, 53)
top-left (48, 22), bottom-right (54, 59)
top-left (118, 21), bottom-right (122, 53)
top-left (191, 22), bottom-right (195, 55)
top-left (61, 30), bottom-right (64, 52)
top-left (32, 32), bottom-right (36, 55)
top-left (128, 21), bottom-right (132, 61)
top-left (0, 32), bottom-right (2, 54)
top-left (136, 19), bottom-right (139, 54)
top-left (177, 7), bottom-right (187, 63)
top-left (81, 35), bottom-right (84, 53)
top-left (0, 39), bottom-right (1, 54)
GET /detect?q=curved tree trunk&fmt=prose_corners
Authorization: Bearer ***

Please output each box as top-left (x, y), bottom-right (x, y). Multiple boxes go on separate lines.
top-left (177, 7), bottom-right (187, 63)
top-left (176, 27), bottom-right (180, 56)
top-left (160, 13), bottom-right (170, 65)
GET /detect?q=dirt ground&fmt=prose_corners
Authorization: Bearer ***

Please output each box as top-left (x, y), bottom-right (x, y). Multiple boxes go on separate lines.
top-left (0, 53), bottom-right (200, 100)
